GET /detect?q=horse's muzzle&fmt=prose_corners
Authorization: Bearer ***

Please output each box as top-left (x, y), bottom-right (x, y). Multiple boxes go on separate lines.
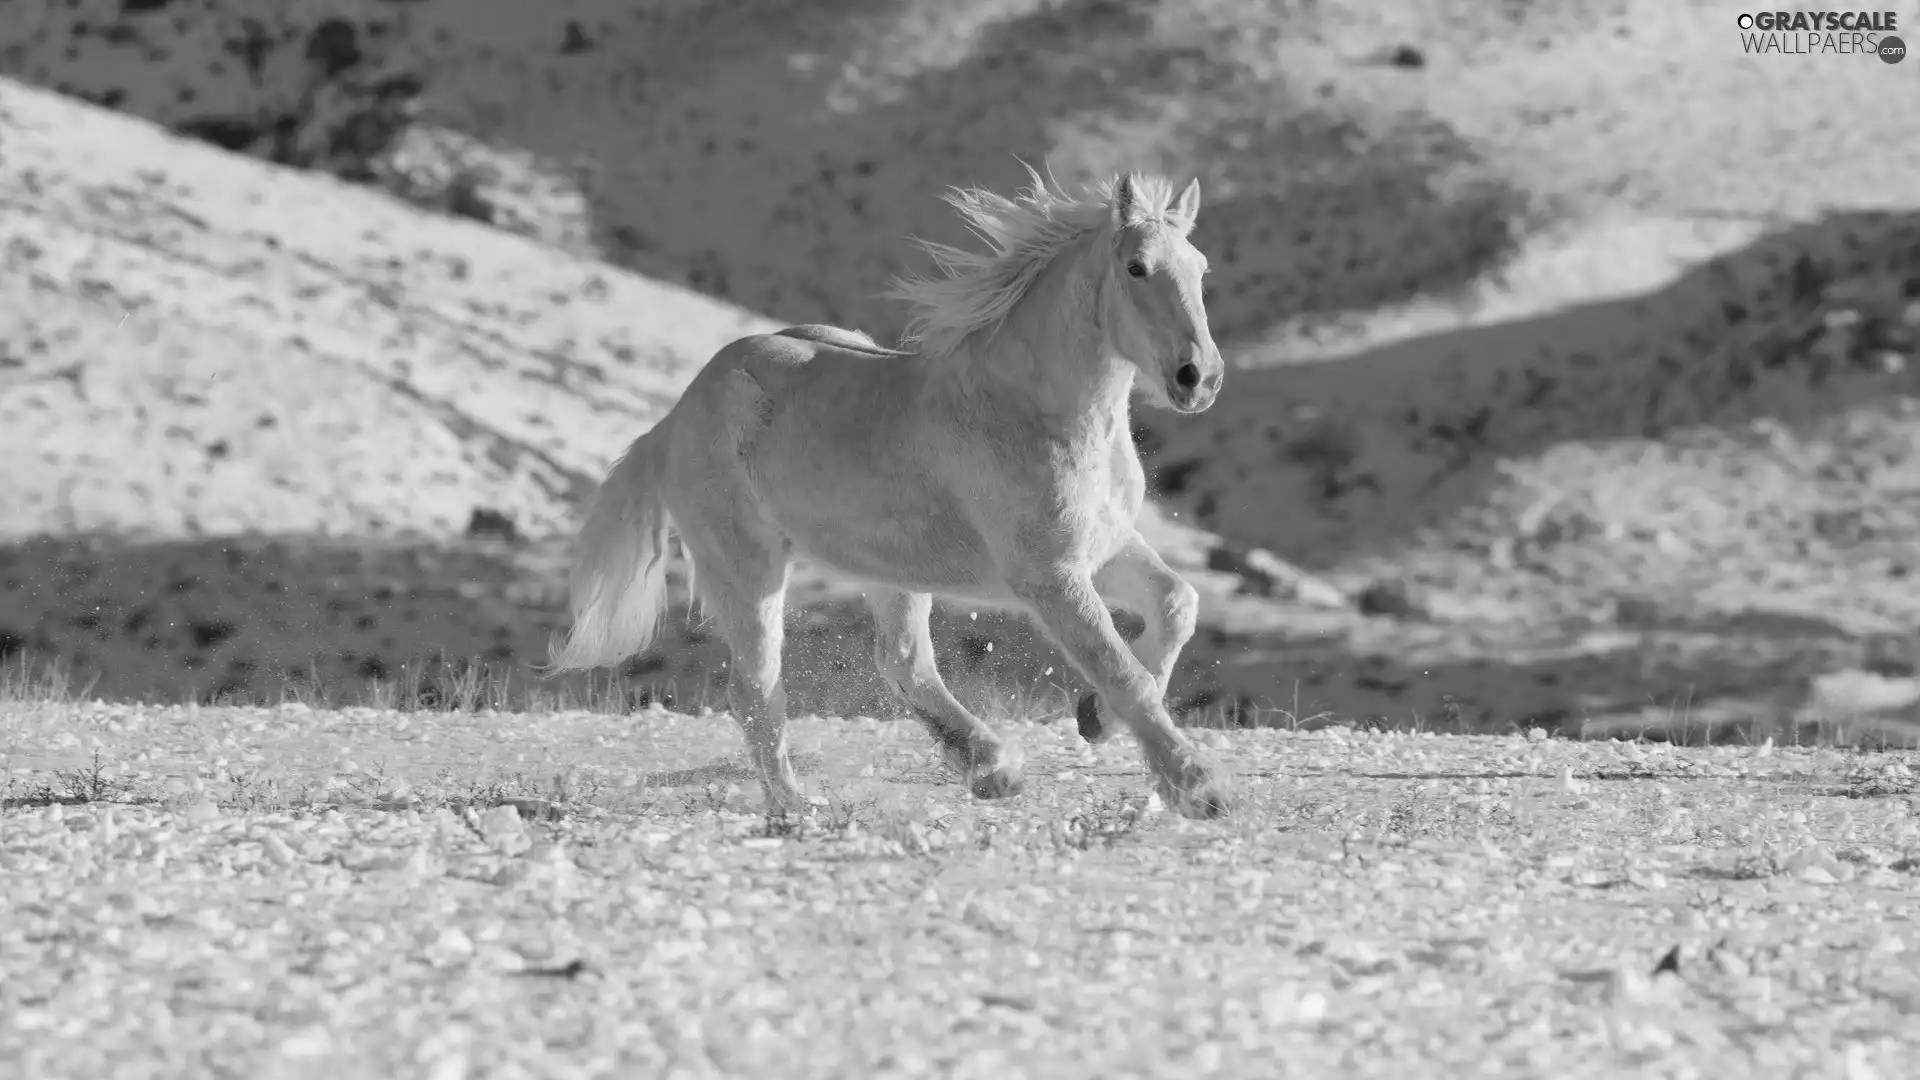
top-left (1166, 358), bottom-right (1223, 413)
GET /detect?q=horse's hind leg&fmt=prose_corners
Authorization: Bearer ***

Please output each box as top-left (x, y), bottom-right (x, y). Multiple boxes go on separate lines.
top-left (1075, 531), bottom-right (1199, 744)
top-left (677, 518), bottom-right (804, 814)
top-left (868, 587), bottom-right (1025, 800)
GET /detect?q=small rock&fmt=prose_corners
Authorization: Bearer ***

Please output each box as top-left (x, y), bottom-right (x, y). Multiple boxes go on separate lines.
top-left (1612, 596), bottom-right (1663, 627)
top-left (1486, 537), bottom-right (1517, 570)
top-left (1603, 965), bottom-right (1656, 1005)
top-left (304, 19), bottom-right (362, 77)
top-left (1841, 1043), bottom-right (1883, 1080)
top-left (262, 833), bottom-right (298, 866)
top-left (1258, 983), bottom-right (1329, 1024)
top-left (464, 507), bottom-right (518, 542)
top-left (478, 805), bottom-right (530, 855)
top-left (1858, 635), bottom-right (1914, 677)
top-left (1208, 545), bottom-right (1348, 607)
top-left (1651, 945), bottom-right (1681, 976)
top-left (897, 820), bottom-right (932, 854)
top-left (421, 1054), bottom-right (471, 1080)
top-left (424, 927), bottom-right (474, 965)
top-left (501, 796), bottom-right (564, 822)
top-left (1746, 417), bottom-right (1794, 449)
top-left (1371, 44), bottom-right (1425, 68)
top-left (1354, 579), bottom-right (1423, 618)
top-left (1784, 842), bottom-right (1852, 883)
top-left (1246, 548), bottom-right (1348, 607)
top-left (1708, 946), bottom-right (1750, 978)
top-left (1515, 490), bottom-right (1602, 548)
top-left (273, 1027), bottom-right (336, 1060)
top-left (559, 20), bottom-right (594, 55)
top-left (349, 846), bottom-right (428, 875)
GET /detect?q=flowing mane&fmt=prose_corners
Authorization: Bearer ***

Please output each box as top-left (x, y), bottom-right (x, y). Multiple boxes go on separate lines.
top-left (887, 167), bottom-right (1182, 356)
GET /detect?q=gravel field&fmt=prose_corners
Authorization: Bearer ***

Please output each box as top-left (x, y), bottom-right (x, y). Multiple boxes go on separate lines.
top-left (4, 701), bottom-right (1917, 1079)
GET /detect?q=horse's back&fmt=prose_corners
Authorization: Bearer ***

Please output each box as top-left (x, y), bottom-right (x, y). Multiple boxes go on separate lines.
top-left (772, 324), bottom-right (904, 355)
top-left (698, 323), bottom-right (916, 398)
top-left (670, 324), bottom-right (919, 452)
top-left (687, 324), bottom-right (901, 387)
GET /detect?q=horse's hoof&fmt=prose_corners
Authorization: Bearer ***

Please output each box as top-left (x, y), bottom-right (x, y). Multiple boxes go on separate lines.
top-left (1157, 757), bottom-right (1232, 820)
top-left (1158, 779), bottom-right (1230, 820)
top-left (970, 766), bottom-right (1026, 800)
top-left (760, 781), bottom-right (809, 817)
top-left (1076, 693), bottom-right (1109, 743)
top-left (1174, 783), bottom-right (1232, 820)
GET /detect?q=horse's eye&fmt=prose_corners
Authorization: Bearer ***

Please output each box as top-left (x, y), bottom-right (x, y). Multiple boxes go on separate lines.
top-left (1126, 262), bottom-right (1147, 278)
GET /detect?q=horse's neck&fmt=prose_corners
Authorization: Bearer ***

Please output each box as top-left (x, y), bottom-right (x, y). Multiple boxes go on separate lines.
top-left (960, 243), bottom-right (1133, 439)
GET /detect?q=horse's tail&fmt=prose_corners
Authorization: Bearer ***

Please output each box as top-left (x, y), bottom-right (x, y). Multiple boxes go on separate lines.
top-left (545, 424), bottom-right (676, 673)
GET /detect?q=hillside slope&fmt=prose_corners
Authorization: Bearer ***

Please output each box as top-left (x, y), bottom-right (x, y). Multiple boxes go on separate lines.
top-left (8, 0), bottom-right (1914, 347)
top-left (0, 78), bottom-right (785, 703)
top-left (0, 79), bottom-right (773, 542)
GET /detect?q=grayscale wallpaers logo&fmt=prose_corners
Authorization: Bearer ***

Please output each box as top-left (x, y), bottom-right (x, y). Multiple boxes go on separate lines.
top-left (1735, 10), bottom-right (1905, 61)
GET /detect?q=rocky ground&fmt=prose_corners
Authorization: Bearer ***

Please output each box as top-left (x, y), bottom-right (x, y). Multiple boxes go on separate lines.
top-left (2, 700), bottom-right (1916, 1078)
top-left (3, 1), bottom-right (1920, 744)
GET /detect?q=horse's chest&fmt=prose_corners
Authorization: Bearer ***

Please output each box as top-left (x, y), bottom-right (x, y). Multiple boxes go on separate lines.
top-left (1053, 434), bottom-right (1145, 540)
top-left (1111, 438), bottom-right (1146, 517)
top-left (1082, 426), bottom-right (1144, 502)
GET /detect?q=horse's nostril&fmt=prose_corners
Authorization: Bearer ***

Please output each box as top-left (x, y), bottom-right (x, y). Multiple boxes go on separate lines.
top-left (1175, 362), bottom-right (1200, 389)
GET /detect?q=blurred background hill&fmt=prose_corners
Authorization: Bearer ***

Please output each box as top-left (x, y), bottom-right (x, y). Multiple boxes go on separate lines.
top-left (5, 0), bottom-right (1920, 744)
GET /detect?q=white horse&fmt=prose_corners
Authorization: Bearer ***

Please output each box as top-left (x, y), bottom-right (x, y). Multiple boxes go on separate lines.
top-left (548, 168), bottom-right (1231, 819)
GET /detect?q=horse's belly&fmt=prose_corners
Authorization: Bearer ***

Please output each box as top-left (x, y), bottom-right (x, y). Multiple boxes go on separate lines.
top-left (763, 485), bottom-right (1001, 594)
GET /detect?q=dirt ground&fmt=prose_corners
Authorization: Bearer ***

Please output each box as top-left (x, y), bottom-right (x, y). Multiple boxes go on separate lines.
top-left (3, 2), bottom-right (1920, 743)
top-left (2, 701), bottom-right (1917, 1078)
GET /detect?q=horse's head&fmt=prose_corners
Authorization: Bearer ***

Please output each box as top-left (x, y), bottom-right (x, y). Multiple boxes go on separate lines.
top-left (1100, 173), bottom-right (1223, 414)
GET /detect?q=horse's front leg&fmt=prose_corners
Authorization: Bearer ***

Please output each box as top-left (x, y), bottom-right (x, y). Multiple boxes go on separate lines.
top-left (1013, 570), bottom-right (1229, 819)
top-left (1074, 530), bottom-right (1200, 744)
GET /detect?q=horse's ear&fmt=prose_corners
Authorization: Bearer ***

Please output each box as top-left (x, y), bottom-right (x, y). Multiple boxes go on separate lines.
top-left (1172, 178), bottom-right (1201, 230)
top-left (1111, 173), bottom-right (1138, 228)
